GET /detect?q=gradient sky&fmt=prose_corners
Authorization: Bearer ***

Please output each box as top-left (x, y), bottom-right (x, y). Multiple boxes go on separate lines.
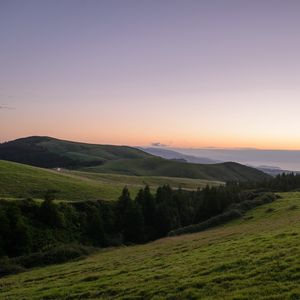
top-left (1, 0), bottom-right (300, 149)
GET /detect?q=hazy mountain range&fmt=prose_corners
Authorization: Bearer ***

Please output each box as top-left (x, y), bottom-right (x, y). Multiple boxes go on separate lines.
top-left (142, 147), bottom-right (300, 174)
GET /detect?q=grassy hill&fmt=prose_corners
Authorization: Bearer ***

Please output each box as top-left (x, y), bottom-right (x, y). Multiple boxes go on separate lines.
top-left (1, 192), bottom-right (300, 299)
top-left (0, 136), bottom-right (270, 182)
top-left (0, 136), bottom-right (150, 168)
top-left (83, 157), bottom-right (270, 182)
top-left (0, 160), bottom-right (222, 201)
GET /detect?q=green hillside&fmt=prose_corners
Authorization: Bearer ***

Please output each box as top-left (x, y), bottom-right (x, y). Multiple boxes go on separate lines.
top-left (0, 136), bottom-right (270, 182)
top-left (1, 192), bottom-right (300, 299)
top-left (0, 136), bottom-right (151, 168)
top-left (83, 156), bottom-right (269, 182)
top-left (0, 160), bottom-right (221, 201)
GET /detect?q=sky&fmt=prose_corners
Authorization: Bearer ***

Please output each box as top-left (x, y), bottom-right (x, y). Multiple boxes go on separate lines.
top-left (1, 0), bottom-right (300, 149)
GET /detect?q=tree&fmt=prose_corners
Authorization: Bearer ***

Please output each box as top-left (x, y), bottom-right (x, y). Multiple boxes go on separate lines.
top-left (39, 198), bottom-right (65, 228)
top-left (5, 205), bottom-right (32, 256)
top-left (136, 186), bottom-right (156, 240)
top-left (123, 203), bottom-right (145, 243)
top-left (115, 187), bottom-right (132, 231)
top-left (86, 210), bottom-right (106, 246)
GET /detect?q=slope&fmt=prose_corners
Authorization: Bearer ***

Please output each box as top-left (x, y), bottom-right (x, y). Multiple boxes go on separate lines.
top-left (83, 157), bottom-right (269, 182)
top-left (1, 192), bottom-right (300, 299)
top-left (0, 136), bottom-right (270, 182)
top-left (0, 136), bottom-right (151, 168)
top-left (0, 160), bottom-right (221, 201)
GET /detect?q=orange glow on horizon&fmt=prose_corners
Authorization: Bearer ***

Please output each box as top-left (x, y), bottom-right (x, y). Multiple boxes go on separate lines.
top-left (3, 129), bottom-right (300, 151)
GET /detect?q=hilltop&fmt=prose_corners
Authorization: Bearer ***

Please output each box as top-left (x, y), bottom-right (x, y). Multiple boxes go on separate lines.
top-left (0, 136), bottom-right (150, 168)
top-left (1, 192), bottom-right (300, 299)
top-left (0, 136), bottom-right (270, 182)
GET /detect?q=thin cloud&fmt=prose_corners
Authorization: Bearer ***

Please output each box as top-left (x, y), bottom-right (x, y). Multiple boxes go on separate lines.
top-left (0, 105), bottom-right (15, 110)
top-left (151, 142), bottom-right (169, 147)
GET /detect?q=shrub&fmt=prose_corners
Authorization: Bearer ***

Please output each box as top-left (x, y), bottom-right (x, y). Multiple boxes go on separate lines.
top-left (0, 257), bottom-right (25, 277)
top-left (169, 209), bottom-right (243, 236)
top-left (168, 192), bottom-right (278, 237)
top-left (14, 244), bottom-right (95, 269)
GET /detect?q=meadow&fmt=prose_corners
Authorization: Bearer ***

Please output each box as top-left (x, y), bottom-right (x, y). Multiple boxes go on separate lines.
top-left (1, 192), bottom-right (300, 299)
top-left (0, 160), bottom-right (222, 201)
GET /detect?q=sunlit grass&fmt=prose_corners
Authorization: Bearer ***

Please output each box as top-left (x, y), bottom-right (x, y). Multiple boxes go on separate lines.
top-left (0, 160), bottom-right (221, 201)
top-left (2, 192), bottom-right (300, 299)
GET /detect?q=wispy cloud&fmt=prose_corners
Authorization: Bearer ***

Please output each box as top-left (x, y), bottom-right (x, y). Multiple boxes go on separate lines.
top-left (0, 105), bottom-right (15, 110)
top-left (150, 142), bottom-right (169, 147)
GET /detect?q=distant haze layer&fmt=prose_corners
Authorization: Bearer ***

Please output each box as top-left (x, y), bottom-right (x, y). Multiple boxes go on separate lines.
top-left (170, 148), bottom-right (300, 172)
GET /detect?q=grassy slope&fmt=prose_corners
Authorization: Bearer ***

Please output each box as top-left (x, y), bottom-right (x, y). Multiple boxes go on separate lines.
top-left (0, 136), bottom-right (151, 168)
top-left (0, 136), bottom-right (270, 182)
top-left (36, 137), bottom-right (151, 161)
top-left (2, 192), bottom-right (300, 299)
top-left (82, 157), bottom-right (269, 182)
top-left (64, 170), bottom-right (223, 190)
top-left (0, 160), bottom-right (221, 201)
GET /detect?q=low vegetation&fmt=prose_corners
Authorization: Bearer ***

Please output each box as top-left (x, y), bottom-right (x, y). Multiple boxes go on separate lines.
top-left (1, 153), bottom-right (300, 299)
top-left (0, 160), bottom-right (221, 201)
top-left (169, 193), bottom-right (278, 236)
top-left (0, 182), bottom-right (252, 261)
top-left (1, 192), bottom-right (300, 299)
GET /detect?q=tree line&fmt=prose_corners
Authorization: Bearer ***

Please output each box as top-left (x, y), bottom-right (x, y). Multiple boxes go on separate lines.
top-left (1, 172), bottom-right (300, 260)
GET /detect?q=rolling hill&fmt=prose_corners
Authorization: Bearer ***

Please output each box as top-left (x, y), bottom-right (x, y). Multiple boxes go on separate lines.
top-left (0, 136), bottom-right (150, 168)
top-left (0, 136), bottom-right (270, 182)
top-left (0, 160), bottom-right (222, 201)
top-left (82, 157), bottom-right (269, 182)
top-left (1, 192), bottom-right (300, 299)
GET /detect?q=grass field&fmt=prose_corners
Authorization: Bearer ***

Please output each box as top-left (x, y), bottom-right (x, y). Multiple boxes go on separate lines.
top-left (1, 192), bottom-right (300, 299)
top-left (0, 160), bottom-right (222, 201)
top-left (82, 156), bottom-right (269, 182)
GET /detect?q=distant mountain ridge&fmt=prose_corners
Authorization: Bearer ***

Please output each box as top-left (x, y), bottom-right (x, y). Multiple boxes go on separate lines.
top-left (0, 136), bottom-right (270, 182)
top-left (142, 147), bottom-right (298, 176)
top-left (141, 147), bottom-right (220, 164)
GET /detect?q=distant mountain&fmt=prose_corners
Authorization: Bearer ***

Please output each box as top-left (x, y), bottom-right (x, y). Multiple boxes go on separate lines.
top-left (168, 148), bottom-right (300, 172)
top-left (0, 136), bottom-right (270, 182)
top-left (142, 147), bottom-right (299, 177)
top-left (255, 166), bottom-right (300, 176)
top-left (141, 147), bottom-right (219, 164)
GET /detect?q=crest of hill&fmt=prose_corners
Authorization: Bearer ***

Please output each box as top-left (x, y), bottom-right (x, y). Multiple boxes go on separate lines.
top-left (0, 136), bottom-right (270, 182)
top-left (0, 136), bottom-right (151, 168)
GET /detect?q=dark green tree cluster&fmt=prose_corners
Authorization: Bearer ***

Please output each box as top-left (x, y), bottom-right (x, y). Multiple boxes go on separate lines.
top-left (2, 177), bottom-right (293, 260)
top-left (114, 184), bottom-right (244, 243)
top-left (236, 172), bottom-right (300, 192)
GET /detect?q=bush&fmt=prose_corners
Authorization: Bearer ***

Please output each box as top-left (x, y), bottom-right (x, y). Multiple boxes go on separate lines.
top-left (14, 244), bottom-right (96, 269)
top-left (168, 192), bottom-right (278, 237)
top-left (0, 257), bottom-right (25, 277)
top-left (168, 209), bottom-right (242, 236)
